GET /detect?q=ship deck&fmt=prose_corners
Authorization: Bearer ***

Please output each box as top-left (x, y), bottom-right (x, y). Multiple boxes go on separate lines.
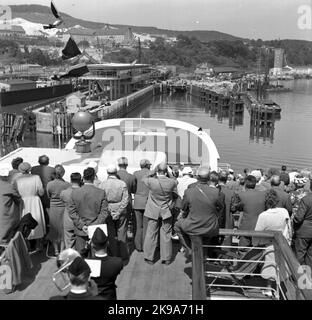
top-left (0, 241), bottom-right (272, 300)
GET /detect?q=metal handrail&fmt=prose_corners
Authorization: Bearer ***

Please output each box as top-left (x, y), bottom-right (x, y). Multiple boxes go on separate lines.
top-left (191, 229), bottom-right (312, 300)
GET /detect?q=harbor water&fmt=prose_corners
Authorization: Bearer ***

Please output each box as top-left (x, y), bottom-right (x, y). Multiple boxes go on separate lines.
top-left (126, 79), bottom-right (312, 172)
top-left (3, 79), bottom-right (312, 172)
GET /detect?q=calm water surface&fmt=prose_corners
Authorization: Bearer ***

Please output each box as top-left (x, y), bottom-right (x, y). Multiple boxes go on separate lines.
top-left (4, 79), bottom-right (312, 172)
top-left (127, 79), bottom-right (312, 172)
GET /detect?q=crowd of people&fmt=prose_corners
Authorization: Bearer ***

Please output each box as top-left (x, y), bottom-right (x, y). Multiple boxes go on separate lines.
top-left (0, 153), bottom-right (311, 299)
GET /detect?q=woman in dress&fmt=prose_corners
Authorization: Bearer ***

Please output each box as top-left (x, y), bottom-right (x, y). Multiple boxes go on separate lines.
top-left (253, 189), bottom-right (290, 298)
top-left (15, 162), bottom-right (46, 250)
top-left (47, 165), bottom-right (70, 256)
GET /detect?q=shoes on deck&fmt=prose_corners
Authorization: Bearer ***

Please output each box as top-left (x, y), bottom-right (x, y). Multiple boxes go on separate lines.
top-left (171, 233), bottom-right (179, 240)
top-left (144, 259), bottom-right (154, 265)
top-left (161, 260), bottom-right (171, 265)
top-left (262, 289), bottom-right (273, 298)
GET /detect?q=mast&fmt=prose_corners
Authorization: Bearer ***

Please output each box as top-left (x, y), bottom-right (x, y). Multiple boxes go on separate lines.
top-left (138, 37), bottom-right (142, 63)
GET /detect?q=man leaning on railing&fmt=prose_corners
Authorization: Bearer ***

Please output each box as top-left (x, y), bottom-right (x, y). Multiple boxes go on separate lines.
top-left (174, 166), bottom-right (225, 259)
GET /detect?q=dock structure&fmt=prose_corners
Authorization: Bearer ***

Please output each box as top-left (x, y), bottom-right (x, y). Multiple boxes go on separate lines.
top-left (168, 80), bottom-right (187, 93)
top-left (0, 113), bottom-right (26, 142)
top-left (249, 105), bottom-right (278, 143)
top-left (80, 63), bottom-right (151, 101)
top-left (32, 84), bottom-right (164, 139)
top-left (188, 82), bottom-right (244, 129)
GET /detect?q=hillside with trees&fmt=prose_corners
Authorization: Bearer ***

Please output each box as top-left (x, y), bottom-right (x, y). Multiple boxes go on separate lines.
top-left (104, 35), bottom-right (312, 70)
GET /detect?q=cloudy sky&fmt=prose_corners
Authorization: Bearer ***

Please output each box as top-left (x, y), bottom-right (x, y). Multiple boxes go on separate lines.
top-left (5, 0), bottom-right (312, 40)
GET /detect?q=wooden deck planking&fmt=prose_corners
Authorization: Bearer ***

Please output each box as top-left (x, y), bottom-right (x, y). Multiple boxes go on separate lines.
top-left (0, 248), bottom-right (192, 300)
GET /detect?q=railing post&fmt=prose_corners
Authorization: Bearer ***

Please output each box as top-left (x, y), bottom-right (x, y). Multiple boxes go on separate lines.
top-left (191, 235), bottom-right (206, 300)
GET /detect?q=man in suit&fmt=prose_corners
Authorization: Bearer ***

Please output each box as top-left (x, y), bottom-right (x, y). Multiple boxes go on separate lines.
top-left (133, 159), bottom-right (152, 252)
top-left (50, 256), bottom-right (103, 300)
top-left (270, 175), bottom-right (292, 215)
top-left (230, 175), bottom-right (266, 247)
top-left (90, 228), bottom-right (123, 300)
top-left (31, 155), bottom-right (55, 227)
top-left (117, 157), bottom-right (137, 201)
top-left (174, 167), bottom-right (224, 256)
top-left (293, 185), bottom-right (312, 268)
top-left (117, 157), bottom-right (137, 245)
top-left (142, 162), bottom-right (178, 265)
top-left (68, 168), bottom-right (109, 253)
top-left (280, 165), bottom-right (290, 186)
top-left (99, 165), bottom-right (129, 260)
top-left (0, 168), bottom-right (22, 243)
top-left (60, 172), bottom-right (82, 249)
top-left (218, 171), bottom-right (235, 245)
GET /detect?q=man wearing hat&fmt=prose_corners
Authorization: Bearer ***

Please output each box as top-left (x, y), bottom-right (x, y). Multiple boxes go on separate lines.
top-left (99, 165), bottom-right (129, 260)
top-left (133, 159), bottom-right (152, 252)
top-left (174, 166), bottom-right (224, 257)
top-left (0, 167), bottom-right (22, 242)
top-left (142, 162), bottom-right (178, 265)
top-left (90, 227), bottom-right (123, 300)
top-left (50, 256), bottom-right (103, 300)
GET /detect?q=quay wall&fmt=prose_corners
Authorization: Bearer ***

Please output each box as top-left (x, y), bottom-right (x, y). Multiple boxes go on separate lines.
top-left (97, 83), bottom-right (164, 120)
top-left (34, 83), bottom-right (166, 134)
top-left (0, 84), bottom-right (73, 107)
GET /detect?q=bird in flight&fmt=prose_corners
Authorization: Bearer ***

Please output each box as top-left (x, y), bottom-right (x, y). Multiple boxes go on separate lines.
top-left (43, 1), bottom-right (63, 29)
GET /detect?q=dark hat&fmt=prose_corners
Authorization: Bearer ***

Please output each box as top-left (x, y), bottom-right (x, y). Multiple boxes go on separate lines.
top-left (68, 257), bottom-right (91, 276)
top-left (91, 227), bottom-right (108, 246)
top-left (140, 159), bottom-right (151, 167)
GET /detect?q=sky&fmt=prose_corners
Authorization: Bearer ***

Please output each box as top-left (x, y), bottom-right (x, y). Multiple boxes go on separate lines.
top-left (3, 0), bottom-right (312, 40)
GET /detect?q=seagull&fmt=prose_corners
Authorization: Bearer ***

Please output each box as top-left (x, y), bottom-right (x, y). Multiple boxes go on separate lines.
top-left (43, 1), bottom-right (63, 29)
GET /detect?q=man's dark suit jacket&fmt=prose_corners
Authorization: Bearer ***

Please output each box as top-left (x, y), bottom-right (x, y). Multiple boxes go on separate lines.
top-left (220, 184), bottom-right (234, 229)
top-left (117, 169), bottom-right (137, 197)
top-left (68, 184), bottom-right (109, 237)
top-left (280, 171), bottom-right (290, 186)
top-left (92, 255), bottom-right (123, 300)
top-left (271, 186), bottom-right (293, 214)
top-left (133, 168), bottom-right (151, 210)
top-left (31, 165), bottom-right (55, 188)
top-left (231, 189), bottom-right (265, 231)
top-left (293, 193), bottom-right (312, 238)
top-left (181, 183), bottom-right (224, 236)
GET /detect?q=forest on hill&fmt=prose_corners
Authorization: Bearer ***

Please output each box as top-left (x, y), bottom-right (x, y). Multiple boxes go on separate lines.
top-left (1, 34), bottom-right (312, 69)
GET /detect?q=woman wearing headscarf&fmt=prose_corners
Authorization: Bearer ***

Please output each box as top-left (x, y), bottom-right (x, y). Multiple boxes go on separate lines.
top-left (47, 165), bottom-right (70, 256)
top-left (15, 162), bottom-right (46, 250)
top-left (289, 174), bottom-right (309, 216)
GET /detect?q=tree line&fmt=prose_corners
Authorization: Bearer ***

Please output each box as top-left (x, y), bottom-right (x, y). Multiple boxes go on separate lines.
top-left (1, 35), bottom-right (312, 69)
